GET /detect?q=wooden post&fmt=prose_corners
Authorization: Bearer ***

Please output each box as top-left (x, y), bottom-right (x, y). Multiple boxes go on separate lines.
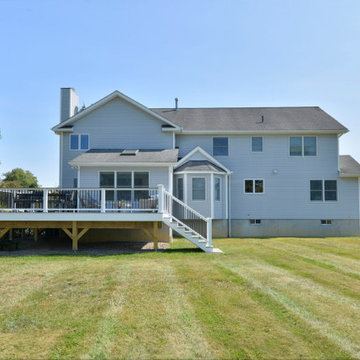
top-left (72, 221), bottom-right (78, 251)
top-left (21, 229), bottom-right (24, 240)
top-left (9, 229), bottom-right (13, 241)
top-left (153, 221), bottom-right (158, 251)
top-left (34, 228), bottom-right (38, 242)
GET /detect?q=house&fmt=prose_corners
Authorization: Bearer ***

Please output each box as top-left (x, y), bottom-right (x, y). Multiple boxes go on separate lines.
top-left (1, 88), bottom-right (360, 252)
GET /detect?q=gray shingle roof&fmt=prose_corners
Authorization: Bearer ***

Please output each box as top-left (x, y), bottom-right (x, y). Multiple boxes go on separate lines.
top-left (151, 107), bottom-right (348, 132)
top-left (69, 149), bottom-right (178, 165)
top-left (339, 155), bottom-right (360, 176)
top-left (175, 160), bottom-right (226, 173)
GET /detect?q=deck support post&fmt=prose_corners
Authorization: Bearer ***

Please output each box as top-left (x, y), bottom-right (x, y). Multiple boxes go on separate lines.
top-left (153, 221), bottom-right (159, 251)
top-left (72, 221), bottom-right (78, 251)
top-left (9, 229), bottom-right (13, 241)
top-left (34, 228), bottom-right (38, 242)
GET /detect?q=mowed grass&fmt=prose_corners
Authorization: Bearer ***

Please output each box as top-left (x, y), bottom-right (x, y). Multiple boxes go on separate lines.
top-left (1, 238), bottom-right (360, 359)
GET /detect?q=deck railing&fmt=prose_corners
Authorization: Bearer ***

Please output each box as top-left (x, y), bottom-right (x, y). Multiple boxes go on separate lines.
top-left (162, 188), bottom-right (212, 247)
top-left (0, 188), bottom-right (159, 213)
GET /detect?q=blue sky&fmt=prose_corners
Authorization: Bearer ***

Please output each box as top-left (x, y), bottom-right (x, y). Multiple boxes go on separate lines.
top-left (0, 0), bottom-right (359, 186)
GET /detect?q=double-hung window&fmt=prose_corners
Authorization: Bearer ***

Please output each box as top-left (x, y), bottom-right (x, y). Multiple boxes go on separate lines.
top-left (70, 134), bottom-right (89, 150)
top-left (244, 179), bottom-right (264, 194)
top-left (251, 137), bottom-right (263, 152)
top-left (192, 178), bottom-right (206, 200)
top-left (213, 137), bottom-right (228, 156)
top-left (310, 180), bottom-right (337, 202)
top-left (290, 136), bottom-right (316, 156)
top-left (177, 178), bottom-right (184, 201)
top-left (215, 177), bottom-right (221, 201)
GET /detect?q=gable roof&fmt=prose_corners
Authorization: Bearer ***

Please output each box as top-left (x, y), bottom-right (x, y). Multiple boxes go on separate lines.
top-left (175, 160), bottom-right (226, 173)
top-left (151, 106), bottom-right (348, 134)
top-left (339, 155), bottom-right (360, 177)
top-left (175, 146), bottom-right (231, 174)
top-left (69, 149), bottom-right (178, 167)
top-left (52, 90), bottom-right (181, 132)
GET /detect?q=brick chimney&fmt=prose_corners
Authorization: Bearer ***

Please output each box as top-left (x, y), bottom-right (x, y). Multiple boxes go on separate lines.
top-left (60, 88), bottom-right (79, 122)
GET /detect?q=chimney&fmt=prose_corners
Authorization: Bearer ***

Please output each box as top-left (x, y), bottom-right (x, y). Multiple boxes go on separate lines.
top-left (175, 97), bottom-right (178, 111)
top-left (60, 88), bottom-right (79, 122)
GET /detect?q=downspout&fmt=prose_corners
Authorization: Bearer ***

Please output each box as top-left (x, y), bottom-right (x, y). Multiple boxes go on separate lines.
top-left (228, 174), bottom-right (232, 237)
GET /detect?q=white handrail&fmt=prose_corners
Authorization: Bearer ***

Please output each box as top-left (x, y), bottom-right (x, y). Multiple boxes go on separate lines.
top-left (163, 190), bottom-right (208, 222)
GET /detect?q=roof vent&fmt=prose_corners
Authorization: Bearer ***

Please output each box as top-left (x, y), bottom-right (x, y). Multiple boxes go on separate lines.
top-left (175, 97), bottom-right (178, 110)
top-left (120, 149), bottom-right (139, 156)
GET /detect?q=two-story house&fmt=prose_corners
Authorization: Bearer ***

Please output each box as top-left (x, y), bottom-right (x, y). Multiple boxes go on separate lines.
top-left (51, 87), bottom-right (360, 242)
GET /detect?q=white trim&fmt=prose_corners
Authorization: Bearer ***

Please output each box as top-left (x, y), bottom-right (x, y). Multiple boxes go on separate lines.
top-left (168, 166), bottom-right (173, 195)
top-left (244, 179), bottom-right (265, 194)
top-left (77, 166), bottom-right (81, 187)
top-left (175, 146), bottom-right (231, 174)
top-left (172, 132), bottom-right (175, 149)
top-left (184, 173), bottom-right (188, 204)
top-left (339, 173), bottom-right (360, 178)
top-left (52, 90), bottom-right (182, 132)
top-left (210, 173), bottom-right (214, 218)
top-left (174, 170), bottom-right (226, 175)
top-left (59, 134), bottom-right (63, 187)
top-left (69, 133), bottom-right (90, 151)
top-left (309, 179), bottom-right (338, 203)
top-left (225, 174), bottom-right (229, 219)
top-left (251, 136), bottom-right (263, 153)
top-left (98, 170), bottom-right (150, 189)
top-left (289, 135), bottom-right (318, 157)
top-left (191, 177), bottom-right (206, 201)
top-left (228, 175), bottom-right (232, 236)
top-left (212, 136), bottom-right (229, 157)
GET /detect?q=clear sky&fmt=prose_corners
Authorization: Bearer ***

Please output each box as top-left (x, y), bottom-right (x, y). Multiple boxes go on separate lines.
top-left (0, 0), bottom-right (359, 186)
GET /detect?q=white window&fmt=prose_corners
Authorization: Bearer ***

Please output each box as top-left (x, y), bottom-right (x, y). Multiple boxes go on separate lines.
top-left (251, 137), bottom-right (263, 152)
top-left (250, 219), bottom-right (261, 225)
top-left (99, 171), bottom-right (149, 202)
top-left (215, 177), bottom-right (221, 201)
top-left (310, 180), bottom-right (337, 202)
top-left (321, 219), bottom-right (332, 225)
top-left (213, 137), bottom-right (229, 156)
top-left (177, 178), bottom-right (184, 201)
top-left (70, 134), bottom-right (89, 150)
top-left (290, 136), bottom-right (316, 156)
top-left (244, 179), bottom-right (264, 194)
top-left (192, 177), bottom-right (206, 200)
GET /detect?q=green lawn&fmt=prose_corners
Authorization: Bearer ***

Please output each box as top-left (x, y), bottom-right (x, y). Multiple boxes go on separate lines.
top-left (1, 237), bottom-right (360, 359)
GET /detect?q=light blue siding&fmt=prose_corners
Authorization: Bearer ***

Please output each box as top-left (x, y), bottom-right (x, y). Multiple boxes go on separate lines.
top-left (79, 166), bottom-right (170, 190)
top-left (176, 134), bottom-right (359, 220)
top-left (60, 97), bottom-right (173, 187)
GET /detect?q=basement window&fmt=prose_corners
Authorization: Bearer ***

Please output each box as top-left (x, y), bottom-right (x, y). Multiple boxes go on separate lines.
top-left (321, 219), bottom-right (332, 225)
top-left (249, 219), bottom-right (262, 225)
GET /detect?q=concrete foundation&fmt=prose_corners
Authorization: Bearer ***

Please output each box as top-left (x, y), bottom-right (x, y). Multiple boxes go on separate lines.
top-left (229, 219), bottom-right (360, 237)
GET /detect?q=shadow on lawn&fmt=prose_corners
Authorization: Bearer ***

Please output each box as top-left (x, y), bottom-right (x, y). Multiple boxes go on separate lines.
top-left (0, 239), bottom-right (202, 257)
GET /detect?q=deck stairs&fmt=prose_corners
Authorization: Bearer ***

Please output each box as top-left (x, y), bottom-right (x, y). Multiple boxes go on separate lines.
top-left (161, 189), bottom-right (222, 253)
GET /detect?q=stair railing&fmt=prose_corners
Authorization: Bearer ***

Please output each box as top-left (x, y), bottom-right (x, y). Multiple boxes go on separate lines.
top-left (158, 185), bottom-right (212, 248)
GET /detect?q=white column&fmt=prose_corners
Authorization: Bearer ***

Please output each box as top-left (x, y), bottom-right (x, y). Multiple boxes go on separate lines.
top-left (225, 174), bottom-right (229, 219)
top-left (77, 166), bottom-right (81, 187)
top-left (101, 189), bottom-right (106, 213)
top-left (168, 166), bottom-right (173, 194)
top-left (184, 173), bottom-right (188, 204)
top-left (43, 189), bottom-right (48, 213)
top-left (210, 173), bottom-right (214, 219)
top-left (157, 184), bottom-right (164, 213)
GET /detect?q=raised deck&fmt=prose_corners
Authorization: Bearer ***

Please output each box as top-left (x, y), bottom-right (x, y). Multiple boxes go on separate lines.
top-left (0, 186), bottom-right (221, 253)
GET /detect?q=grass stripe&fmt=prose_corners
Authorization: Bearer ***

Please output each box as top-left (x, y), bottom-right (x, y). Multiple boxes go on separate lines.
top-left (218, 261), bottom-right (360, 359)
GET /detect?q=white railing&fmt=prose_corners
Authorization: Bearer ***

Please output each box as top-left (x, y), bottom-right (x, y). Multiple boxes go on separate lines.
top-left (161, 187), bottom-right (212, 247)
top-left (0, 187), bottom-right (159, 213)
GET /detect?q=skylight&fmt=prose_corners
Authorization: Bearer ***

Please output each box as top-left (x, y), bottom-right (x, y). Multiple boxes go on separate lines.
top-left (120, 149), bottom-right (139, 156)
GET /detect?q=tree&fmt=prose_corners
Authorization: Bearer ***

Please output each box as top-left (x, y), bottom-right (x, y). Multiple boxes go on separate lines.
top-left (0, 168), bottom-right (39, 188)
